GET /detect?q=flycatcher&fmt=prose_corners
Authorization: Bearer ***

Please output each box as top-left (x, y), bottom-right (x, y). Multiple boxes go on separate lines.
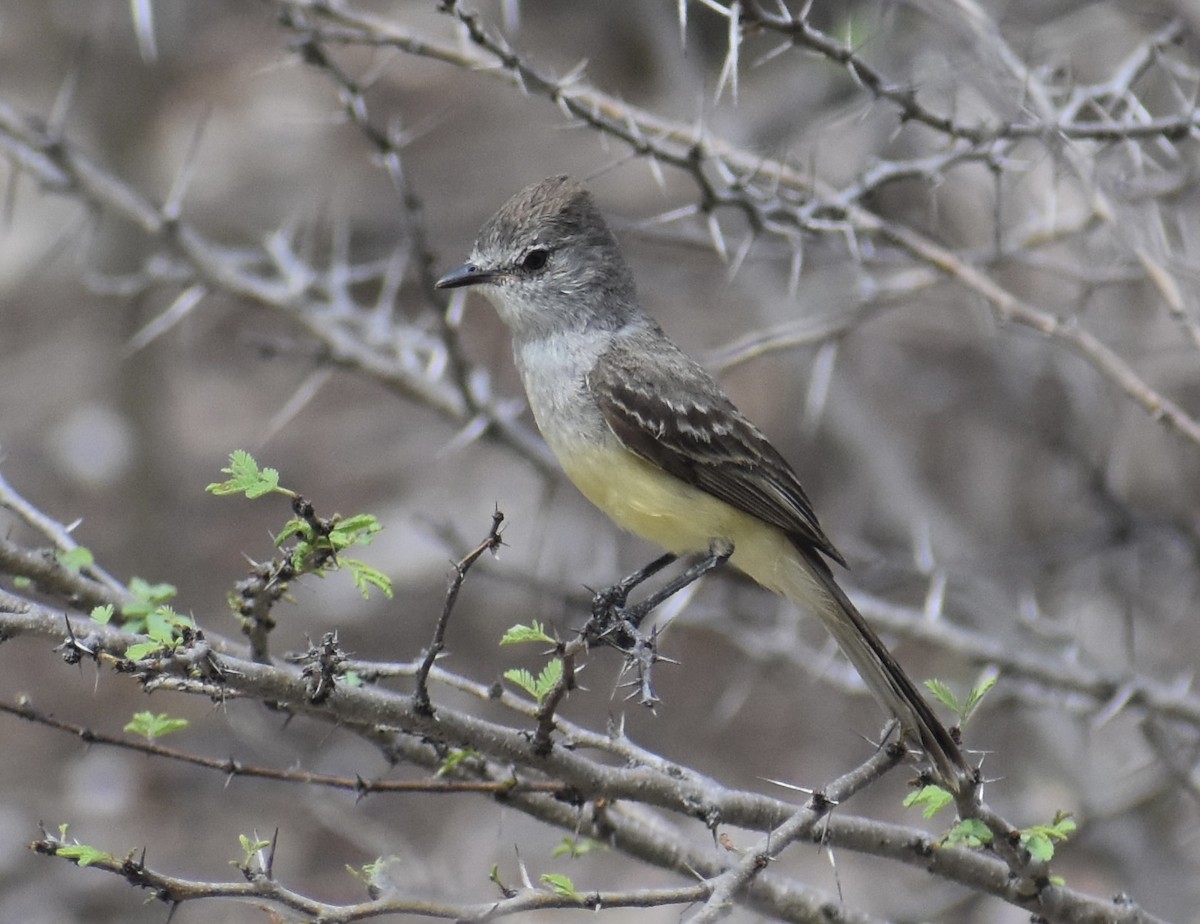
top-left (436, 175), bottom-right (971, 792)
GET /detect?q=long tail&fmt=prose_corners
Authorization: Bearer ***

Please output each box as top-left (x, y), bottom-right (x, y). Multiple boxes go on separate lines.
top-left (781, 547), bottom-right (973, 794)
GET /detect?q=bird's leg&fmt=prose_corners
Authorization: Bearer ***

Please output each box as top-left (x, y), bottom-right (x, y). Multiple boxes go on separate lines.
top-left (623, 539), bottom-right (733, 628)
top-left (589, 542), bottom-right (733, 636)
top-left (584, 541), bottom-right (733, 708)
top-left (590, 551), bottom-right (677, 621)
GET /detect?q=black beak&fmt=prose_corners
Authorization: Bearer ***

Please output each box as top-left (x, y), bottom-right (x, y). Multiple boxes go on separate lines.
top-left (435, 262), bottom-right (495, 289)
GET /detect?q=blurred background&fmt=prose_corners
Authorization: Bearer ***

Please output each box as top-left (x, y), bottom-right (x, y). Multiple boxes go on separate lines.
top-left (1, 1), bottom-right (1199, 921)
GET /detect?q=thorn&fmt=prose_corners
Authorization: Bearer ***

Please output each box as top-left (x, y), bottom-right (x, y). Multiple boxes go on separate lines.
top-left (707, 212), bottom-right (729, 261)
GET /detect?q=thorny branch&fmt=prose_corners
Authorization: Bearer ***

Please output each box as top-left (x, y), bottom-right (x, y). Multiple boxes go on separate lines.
top-left (413, 508), bottom-right (504, 715)
top-left (0, 572), bottom-right (1167, 923)
top-left (0, 99), bottom-right (555, 475)
top-left (30, 824), bottom-right (718, 922)
top-left (0, 699), bottom-right (569, 796)
top-left (280, 0), bottom-right (1200, 450)
top-left (1, 2), bottom-right (1196, 921)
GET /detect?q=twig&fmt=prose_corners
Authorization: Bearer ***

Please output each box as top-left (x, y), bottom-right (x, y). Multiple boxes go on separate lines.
top-left (413, 509), bottom-right (504, 715)
top-left (690, 745), bottom-right (902, 922)
top-left (0, 589), bottom-right (1168, 923)
top-left (0, 698), bottom-right (567, 796)
top-left (0, 100), bottom-right (556, 475)
top-left (31, 826), bottom-right (713, 921)
top-left (285, 0), bottom-right (1200, 451)
top-left (0, 469), bottom-right (125, 594)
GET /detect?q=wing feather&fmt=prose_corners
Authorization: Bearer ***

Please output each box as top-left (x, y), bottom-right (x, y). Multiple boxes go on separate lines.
top-left (587, 333), bottom-right (845, 567)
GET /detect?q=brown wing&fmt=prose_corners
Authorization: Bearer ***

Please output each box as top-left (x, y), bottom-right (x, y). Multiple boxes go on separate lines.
top-left (587, 331), bottom-right (846, 568)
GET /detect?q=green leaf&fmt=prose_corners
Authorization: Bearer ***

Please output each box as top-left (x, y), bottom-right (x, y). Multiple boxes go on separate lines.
top-left (540, 872), bottom-right (582, 901)
top-left (290, 542), bottom-right (315, 573)
top-left (55, 844), bottom-right (111, 867)
top-left (137, 606), bottom-right (192, 649)
top-left (923, 678), bottom-right (960, 713)
top-left (124, 640), bottom-right (164, 661)
top-left (552, 837), bottom-right (606, 859)
top-left (274, 516), bottom-right (313, 547)
top-left (962, 676), bottom-right (997, 723)
top-left (943, 818), bottom-right (992, 848)
top-left (500, 621), bottom-right (555, 646)
top-left (56, 546), bottom-right (94, 573)
top-left (1018, 813), bottom-right (1076, 863)
top-left (90, 604), bottom-right (115, 625)
top-left (346, 857), bottom-right (385, 886)
top-left (145, 607), bottom-right (176, 643)
top-left (12, 575), bottom-right (30, 588)
top-left (123, 578), bottom-right (177, 620)
top-left (504, 668), bottom-right (538, 699)
top-left (329, 514), bottom-right (382, 549)
top-left (436, 748), bottom-right (483, 777)
top-left (535, 660), bottom-right (563, 699)
top-left (238, 833), bottom-right (271, 854)
top-left (1023, 831), bottom-right (1055, 862)
top-left (344, 558), bottom-right (393, 599)
top-left (124, 711), bottom-right (189, 741)
top-left (206, 450), bottom-right (283, 498)
top-left (903, 784), bottom-right (955, 819)
top-left (234, 833), bottom-right (272, 868)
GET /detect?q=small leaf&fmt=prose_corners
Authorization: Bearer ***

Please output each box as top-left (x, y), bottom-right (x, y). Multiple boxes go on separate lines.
top-left (346, 857), bottom-right (384, 886)
top-left (206, 450), bottom-right (283, 498)
top-left (145, 608), bottom-right (176, 643)
top-left (436, 748), bottom-right (483, 777)
top-left (125, 711), bottom-right (189, 740)
top-left (274, 517), bottom-right (313, 547)
top-left (903, 784), bottom-right (954, 819)
top-left (943, 818), bottom-right (992, 848)
top-left (540, 872), bottom-right (582, 900)
top-left (962, 676), bottom-right (997, 722)
top-left (1018, 813), bottom-right (1075, 863)
top-left (91, 604), bottom-right (115, 625)
top-left (238, 834), bottom-right (271, 854)
top-left (1023, 831), bottom-right (1055, 862)
top-left (56, 844), bottom-right (111, 867)
top-left (534, 660), bottom-right (563, 700)
top-left (290, 542), bottom-right (314, 572)
top-left (329, 514), bottom-right (382, 549)
top-left (504, 668), bottom-right (538, 699)
top-left (552, 837), bottom-right (605, 859)
top-left (138, 606), bottom-right (191, 648)
top-left (123, 578), bottom-right (177, 620)
top-left (245, 468), bottom-right (280, 498)
top-left (124, 641), bottom-right (163, 661)
top-left (233, 833), bottom-right (272, 869)
top-left (504, 660), bottom-right (563, 704)
top-left (56, 546), bottom-right (94, 573)
top-left (923, 678), bottom-right (960, 713)
top-left (500, 622), bottom-right (555, 646)
top-left (344, 558), bottom-right (393, 599)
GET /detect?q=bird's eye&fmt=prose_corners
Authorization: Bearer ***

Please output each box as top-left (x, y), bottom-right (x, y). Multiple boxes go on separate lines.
top-left (521, 248), bottom-right (550, 272)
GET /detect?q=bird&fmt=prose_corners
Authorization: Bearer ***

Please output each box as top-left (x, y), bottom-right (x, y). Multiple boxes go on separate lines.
top-left (436, 175), bottom-right (972, 793)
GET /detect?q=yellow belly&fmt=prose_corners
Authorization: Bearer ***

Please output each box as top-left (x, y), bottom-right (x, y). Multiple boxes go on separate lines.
top-left (557, 445), bottom-right (804, 598)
